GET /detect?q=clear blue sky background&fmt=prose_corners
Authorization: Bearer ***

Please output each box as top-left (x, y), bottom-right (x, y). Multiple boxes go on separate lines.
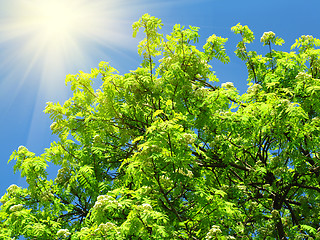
top-left (0, 0), bottom-right (320, 197)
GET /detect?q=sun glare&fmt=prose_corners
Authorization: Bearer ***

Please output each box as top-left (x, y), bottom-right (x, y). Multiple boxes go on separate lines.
top-left (19, 0), bottom-right (102, 50)
top-left (35, 1), bottom-right (79, 38)
top-left (25, 0), bottom-right (93, 49)
top-left (0, 0), bottom-right (138, 149)
top-left (0, 0), bottom-right (132, 96)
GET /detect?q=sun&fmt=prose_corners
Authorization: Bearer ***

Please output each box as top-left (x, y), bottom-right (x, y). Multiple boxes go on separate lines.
top-left (20, 0), bottom-right (111, 51)
top-left (0, 0), bottom-right (132, 96)
top-left (32, 1), bottom-right (81, 42)
top-left (17, 0), bottom-right (110, 50)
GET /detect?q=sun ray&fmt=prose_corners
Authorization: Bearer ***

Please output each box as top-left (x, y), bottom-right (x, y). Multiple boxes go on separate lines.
top-left (0, 0), bottom-right (135, 157)
top-left (0, 0), bottom-right (135, 91)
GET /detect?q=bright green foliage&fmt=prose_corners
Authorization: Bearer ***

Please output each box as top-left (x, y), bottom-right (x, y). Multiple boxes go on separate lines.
top-left (1, 14), bottom-right (320, 239)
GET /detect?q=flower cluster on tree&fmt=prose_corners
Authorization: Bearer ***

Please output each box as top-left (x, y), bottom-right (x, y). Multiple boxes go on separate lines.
top-left (1, 14), bottom-right (320, 239)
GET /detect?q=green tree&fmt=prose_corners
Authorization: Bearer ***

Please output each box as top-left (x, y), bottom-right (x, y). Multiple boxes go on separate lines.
top-left (1, 14), bottom-right (320, 239)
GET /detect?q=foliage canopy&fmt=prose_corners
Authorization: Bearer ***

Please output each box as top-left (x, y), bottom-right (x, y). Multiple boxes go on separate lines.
top-left (1, 14), bottom-right (320, 239)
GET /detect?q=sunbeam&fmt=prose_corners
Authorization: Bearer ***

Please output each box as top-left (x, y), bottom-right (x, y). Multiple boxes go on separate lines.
top-left (0, 0), bottom-right (137, 97)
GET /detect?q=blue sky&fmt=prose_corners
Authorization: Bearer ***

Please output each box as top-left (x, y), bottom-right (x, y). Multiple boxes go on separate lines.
top-left (0, 0), bottom-right (320, 197)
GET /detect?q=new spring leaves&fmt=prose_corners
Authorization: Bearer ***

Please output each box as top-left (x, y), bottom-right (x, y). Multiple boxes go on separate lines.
top-left (1, 14), bottom-right (320, 239)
